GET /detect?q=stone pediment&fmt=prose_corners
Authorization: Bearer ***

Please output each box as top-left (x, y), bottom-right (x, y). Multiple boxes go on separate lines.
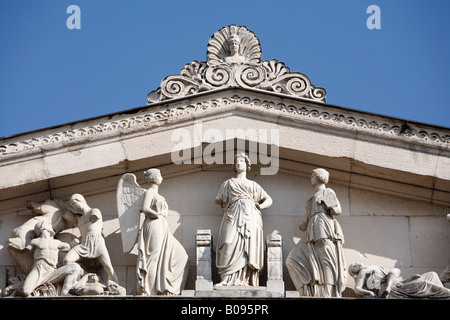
top-left (0, 25), bottom-right (449, 211)
top-left (1, 88), bottom-right (449, 161)
top-left (147, 25), bottom-right (327, 104)
top-left (1, 24), bottom-right (449, 162)
top-left (1, 25), bottom-right (449, 303)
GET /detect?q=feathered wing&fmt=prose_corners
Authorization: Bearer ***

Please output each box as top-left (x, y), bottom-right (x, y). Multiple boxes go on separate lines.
top-left (117, 173), bottom-right (146, 253)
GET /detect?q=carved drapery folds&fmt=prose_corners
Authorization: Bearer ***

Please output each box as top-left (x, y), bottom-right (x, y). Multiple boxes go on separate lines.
top-left (147, 25), bottom-right (327, 104)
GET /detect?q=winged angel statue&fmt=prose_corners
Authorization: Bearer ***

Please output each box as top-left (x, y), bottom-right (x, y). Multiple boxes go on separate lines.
top-left (117, 169), bottom-right (189, 295)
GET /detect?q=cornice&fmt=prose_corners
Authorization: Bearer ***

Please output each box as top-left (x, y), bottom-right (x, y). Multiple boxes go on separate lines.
top-left (2, 24), bottom-right (448, 162)
top-left (0, 88), bottom-right (448, 162)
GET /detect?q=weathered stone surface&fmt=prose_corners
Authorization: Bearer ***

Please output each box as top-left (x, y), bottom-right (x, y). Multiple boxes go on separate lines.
top-left (195, 286), bottom-right (284, 298)
top-left (0, 25), bottom-right (449, 298)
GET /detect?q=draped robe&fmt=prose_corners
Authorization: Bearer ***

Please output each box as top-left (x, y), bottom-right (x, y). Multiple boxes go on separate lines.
top-left (286, 188), bottom-right (347, 297)
top-left (366, 267), bottom-right (450, 299)
top-left (215, 178), bottom-right (269, 286)
top-left (137, 190), bottom-right (188, 295)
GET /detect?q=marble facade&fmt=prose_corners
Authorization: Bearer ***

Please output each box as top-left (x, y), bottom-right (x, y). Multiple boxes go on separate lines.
top-left (0, 25), bottom-right (449, 298)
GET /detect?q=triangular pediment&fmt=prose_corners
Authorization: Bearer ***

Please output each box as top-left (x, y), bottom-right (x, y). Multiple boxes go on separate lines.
top-left (0, 25), bottom-right (449, 214)
top-left (1, 87), bottom-right (448, 160)
top-left (1, 25), bottom-right (449, 302)
top-left (0, 86), bottom-right (449, 215)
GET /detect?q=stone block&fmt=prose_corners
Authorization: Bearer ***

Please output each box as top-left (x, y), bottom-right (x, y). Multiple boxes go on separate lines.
top-left (195, 285), bottom-right (284, 298)
top-left (195, 230), bottom-right (213, 291)
top-left (266, 280), bottom-right (285, 294)
top-left (353, 138), bottom-right (438, 178)
top-left (44, 142), bottom-right (125, 178)
top-left (195, 279), bottom-right (213, 292)
top-left (181, 289), bottom-right (195, 297)
top-left (339, 216), bottom-right (412, 268)
top-left (285, 290), bottom-right (300, 298)
top-left (409, 216), bottom-right (450, 269)
top-left (0, 158), bottom-right (47, 189)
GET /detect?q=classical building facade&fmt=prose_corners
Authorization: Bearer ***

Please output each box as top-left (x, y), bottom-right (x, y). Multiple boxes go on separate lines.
top-left (0, 25), bottom-right (449, 298)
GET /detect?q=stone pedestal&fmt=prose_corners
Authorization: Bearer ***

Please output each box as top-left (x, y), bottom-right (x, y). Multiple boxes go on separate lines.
top-left (195, 229), bottom-right (213, 291)
top-left (196, 285), bottom-right (284, 298)
top-left (193, 229), bottom-right (285, 297)
top-left (266, 231), bottom-right (285, 295)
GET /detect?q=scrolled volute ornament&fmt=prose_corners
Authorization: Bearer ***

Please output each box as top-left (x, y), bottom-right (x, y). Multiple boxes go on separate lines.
top-left (147, 25), bottom-right (326, 104)
top-left (235, 64), bottom-right (267, 88)
top-left (205, 64), bottom-right (233, 87)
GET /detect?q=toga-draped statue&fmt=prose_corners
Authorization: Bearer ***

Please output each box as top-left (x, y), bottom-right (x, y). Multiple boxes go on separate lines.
top-left (286, 168), bottom-right (347, 297)
top-left (215, 153), bottom-right (273, 286)
top-left (117, 169), bottom-right (189, 295)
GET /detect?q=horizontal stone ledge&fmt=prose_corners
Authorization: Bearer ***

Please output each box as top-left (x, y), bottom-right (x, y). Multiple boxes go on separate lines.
top-left (0, 294), bottom-right (445, 301)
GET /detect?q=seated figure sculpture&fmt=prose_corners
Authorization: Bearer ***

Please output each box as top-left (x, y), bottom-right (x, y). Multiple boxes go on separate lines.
top-left (117, 169), bottom-right (189, 295)
top-left (348, 263), bottom-right (450, 299)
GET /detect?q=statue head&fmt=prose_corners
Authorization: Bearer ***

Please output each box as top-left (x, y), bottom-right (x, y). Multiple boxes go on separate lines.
top-left (206, 25), bottom-right (262, 66)
top-left (232, 152), bottom-right (251, 173)
top-left (69, 193), bottom-right (88, 213)
top-left (348, 262), bottom-right (365, 279)
top-left (311, 168), bottom-right (329, 186)
top-left (144, 168), bottom-right (163, 185)
top-left (227, 34), bottom-right (240, 56)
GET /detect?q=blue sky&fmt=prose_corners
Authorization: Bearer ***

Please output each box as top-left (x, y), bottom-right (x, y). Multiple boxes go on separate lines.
top-left (0, 0), bottom-right (449, 138)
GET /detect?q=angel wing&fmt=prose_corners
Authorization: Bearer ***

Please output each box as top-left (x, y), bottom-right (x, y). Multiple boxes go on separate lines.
top-left (116, 173), bottom-right (146, 253)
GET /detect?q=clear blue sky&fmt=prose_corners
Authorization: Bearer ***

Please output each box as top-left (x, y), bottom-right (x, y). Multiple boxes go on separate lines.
top-left (1, 0), bottom-right (449, 138)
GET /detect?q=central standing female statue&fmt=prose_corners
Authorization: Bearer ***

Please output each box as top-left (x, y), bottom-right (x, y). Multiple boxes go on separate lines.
top-left (215, 153), bottom-right (273, 286)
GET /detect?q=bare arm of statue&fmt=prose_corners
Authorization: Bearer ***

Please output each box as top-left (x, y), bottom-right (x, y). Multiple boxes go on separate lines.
top-left (141, 190), bottom-right (159, 219)
top-left (256, 195), bottom-right (273, 211)
top-left (380, 268), bottom-right (401, 298)
top-left (354, 269), bottom-right (376, 297)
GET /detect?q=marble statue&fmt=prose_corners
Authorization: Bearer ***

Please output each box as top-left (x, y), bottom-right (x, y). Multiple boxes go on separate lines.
top-left (69, 272), bottom-right (125, 296)
top-left (6, 197), bottom-right (126, 297)
top-left (8, 200), bottom-right (68, 273)
top-left (71, 273), bottom-right (105, 296)
top-left (440, 267), bottom-right (450, 289)
top-left (223, 34), bottom-right (246, 65)
top-left (117, 169), bottom-right (189, 295)
top-left (19, 220), bottom-right (82, 296)
top-left (63, 194), bottom-right (122, 288)
top-left (349, 263), bottom-right (450, 299)
top-left (286, 168), bottom-right (347, 297)
top-left (214, 153), bottom-right (273, 286)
